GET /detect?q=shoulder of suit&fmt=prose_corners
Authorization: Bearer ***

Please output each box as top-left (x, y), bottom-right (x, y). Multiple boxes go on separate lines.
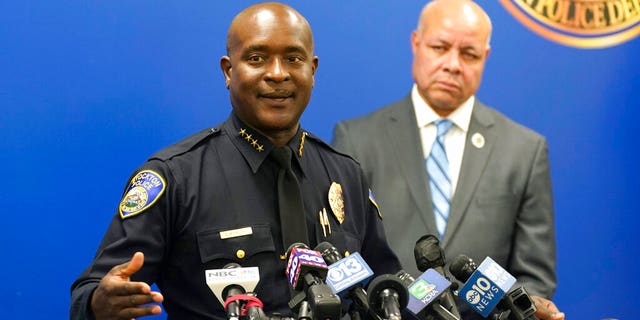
top-left (337, 95), bottom-right (412, 127)
top-left (148, 125), bottom-right (224, 161)
top-left (304, 131), bottom-right (361, 165)
top-left (474, 101), bottom-right (546, 141)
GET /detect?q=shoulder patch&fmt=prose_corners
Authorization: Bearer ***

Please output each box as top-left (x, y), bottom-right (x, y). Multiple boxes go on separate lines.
top-left (119, 170), bottom-right (166, 219)
top-left (368, 189), bottom-right (383, 220)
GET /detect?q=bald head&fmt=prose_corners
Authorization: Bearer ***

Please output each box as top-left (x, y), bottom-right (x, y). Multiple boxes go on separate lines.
top-left (410, 0), bottom-right (492, 115)
top-left (219, 2), bottom-right (318, 146)
top-left (226, 2), bottom-right (314, 55)
top-left (417, 0), bottom-right (492, 46)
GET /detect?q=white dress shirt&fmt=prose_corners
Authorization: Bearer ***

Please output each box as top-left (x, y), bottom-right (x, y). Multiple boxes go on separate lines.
top-left (411, 84), bottom-right (474, 196)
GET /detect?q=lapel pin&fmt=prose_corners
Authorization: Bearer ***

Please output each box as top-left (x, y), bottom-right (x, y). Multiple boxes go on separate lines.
top-left (471, 132), bottom-right (485, 149)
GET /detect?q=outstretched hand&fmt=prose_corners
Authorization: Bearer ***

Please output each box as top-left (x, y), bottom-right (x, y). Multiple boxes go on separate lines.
top-left (91, 252), bottom-right (164, 320)
top-left (531, 295), bottom-right (565, 320)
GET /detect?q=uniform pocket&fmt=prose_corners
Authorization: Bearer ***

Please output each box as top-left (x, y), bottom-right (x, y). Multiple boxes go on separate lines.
top-left (196, 224), bottom-right (276, 264)
top-left (323, 230), bottom-right (361, 256)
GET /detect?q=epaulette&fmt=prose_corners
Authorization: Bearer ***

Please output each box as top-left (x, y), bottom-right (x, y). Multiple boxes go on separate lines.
top-left (304, 132), bottom-right (361, 165)
top-left (149, 126), bottom-right (222, 161)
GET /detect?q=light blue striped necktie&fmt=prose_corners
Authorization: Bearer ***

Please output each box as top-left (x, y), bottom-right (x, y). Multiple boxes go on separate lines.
top-left (426, 119), bottom-right (453, 239)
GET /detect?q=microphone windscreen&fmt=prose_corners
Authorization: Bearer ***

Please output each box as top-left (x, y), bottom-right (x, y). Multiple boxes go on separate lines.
top-left (414, 234), bottom-right (445, 271)
top-left (449, 254), bottom-right (476, 283)
top-left (314, 241), bottom-right (343, 265)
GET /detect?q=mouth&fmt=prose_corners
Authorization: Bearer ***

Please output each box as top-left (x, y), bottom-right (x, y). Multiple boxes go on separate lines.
top-left (260, 90), bottom-right (294, 102)
top-left (434, 80), bottom-right (460, 91)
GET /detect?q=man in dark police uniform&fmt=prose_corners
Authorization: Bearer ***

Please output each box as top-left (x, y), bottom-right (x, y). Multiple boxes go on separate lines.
top-left (70, 2), bottom-right (400, 319)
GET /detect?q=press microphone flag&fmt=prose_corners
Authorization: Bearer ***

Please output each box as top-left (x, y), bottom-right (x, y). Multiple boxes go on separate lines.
top-left (406, 269), bottom-right (453, 318)
top-left (285, 245), bottom-right (328, 291)
top-left (457, 256), bottom-right (516, 317)
top-left (205, 264), bottom-right (260, 305)
top-left (325, 252), bottom-right (374, 295)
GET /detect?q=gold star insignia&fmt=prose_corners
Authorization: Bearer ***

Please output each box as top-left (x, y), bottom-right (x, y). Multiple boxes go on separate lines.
top-left (257, 145), bottom-right (264, 152)
top-left (251, 139), bottom-right (258, 147)
top-left (239, 128), bottom-right (247, 136)
top-left (245, 134), bottom-right (252, 142)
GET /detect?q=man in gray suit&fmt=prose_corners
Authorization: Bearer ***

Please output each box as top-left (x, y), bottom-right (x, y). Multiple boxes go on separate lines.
top-left (332, 1), bottom-right (564, 319)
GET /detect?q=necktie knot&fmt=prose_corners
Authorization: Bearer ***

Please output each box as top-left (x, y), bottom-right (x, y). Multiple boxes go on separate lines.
top-left (271, 146), bottom-right (293, 171)
top-left (434, 119), bottom-right (453, 138)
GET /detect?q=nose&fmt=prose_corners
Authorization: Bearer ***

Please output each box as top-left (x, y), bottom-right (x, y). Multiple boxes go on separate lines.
top-left (442, 50), bottom-right (461, 74)
top-left (264, 58), bottom-right (290, 82)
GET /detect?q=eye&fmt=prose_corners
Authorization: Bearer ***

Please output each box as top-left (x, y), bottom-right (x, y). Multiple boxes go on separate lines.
top-left (462, 52), bottom-right (480, 60)
top-left (286, 55), bottom-right (304, 64)
top-left (247, 55), bottom-right (265, 63)
top-left (430, 45), bottom-right (447, 53)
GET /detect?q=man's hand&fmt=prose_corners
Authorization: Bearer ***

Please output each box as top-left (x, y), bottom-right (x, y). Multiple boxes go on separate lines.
top-left (531, 295), bottom-right (565, 320)
top-left (91, 252), bottom-right (164, 320)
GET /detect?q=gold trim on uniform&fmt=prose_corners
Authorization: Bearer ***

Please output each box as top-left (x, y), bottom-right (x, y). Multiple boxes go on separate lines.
top-left (328, 182), bottom-right (345, 224)
top-left (239, 128), bottom-right (264, 152)
top-left (298, 131), bottom-right (308, 157)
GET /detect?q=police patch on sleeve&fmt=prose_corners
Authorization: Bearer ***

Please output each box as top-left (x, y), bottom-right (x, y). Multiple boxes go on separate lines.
top-left (119, 170), bottom-right (166, 219)
top-left (368, 189), bottom-right (383, 220)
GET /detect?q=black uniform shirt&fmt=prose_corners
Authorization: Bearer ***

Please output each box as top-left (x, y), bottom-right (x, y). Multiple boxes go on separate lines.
top-left (70, 112), bottom-right (401, 319)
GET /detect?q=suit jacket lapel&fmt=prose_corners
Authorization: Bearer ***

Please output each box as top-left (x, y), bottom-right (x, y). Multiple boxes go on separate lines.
top-left (384, 96), bottom-right (440, 237)
top-left (442, 101), bottom-right (496, 248)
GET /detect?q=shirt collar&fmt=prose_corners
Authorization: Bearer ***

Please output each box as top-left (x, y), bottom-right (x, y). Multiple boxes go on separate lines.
top-left (411, 83), bottom-right (474, 133)
top-left (225, 112), bottom-right (307, 175)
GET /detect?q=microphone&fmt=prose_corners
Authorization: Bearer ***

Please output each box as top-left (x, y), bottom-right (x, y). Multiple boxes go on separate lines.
top-left (315, 242), bottom-right (374, 318)
top-left (285, 243), bottom-right (341, 320)
top-left (414, 235), bottom-right (462, 320)
top-left (205, 263), bottom-right (260, 320)
top-left (285, 243), bottom-right (329, 291)
top-left (367, 274), bottom-right (409, 320)
top-left (497, 287), bottom-right (538, 320)
top-left (449, 255), bottom-right (535, 320)
top-left (402, 269), bottom-right (460, 320)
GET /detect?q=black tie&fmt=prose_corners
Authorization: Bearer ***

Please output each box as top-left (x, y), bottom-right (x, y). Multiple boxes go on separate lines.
top-left (271, 146), bottom-right (309, 251)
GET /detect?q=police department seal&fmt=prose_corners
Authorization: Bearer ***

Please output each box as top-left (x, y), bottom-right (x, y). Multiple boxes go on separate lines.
top-left (500, 0), bottom-right (640, 48)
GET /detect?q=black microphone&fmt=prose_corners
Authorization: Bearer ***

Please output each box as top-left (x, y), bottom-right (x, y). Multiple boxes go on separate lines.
top-left (284, 243), bottom-right (341, 320)
top-left (367, 274), bottom-right (409, 320)
top-left (315, 242), bottom-right (376, 319)
top-left (414, 235), bottom-right (462, 320)
top-left (205, 263), bottom-right (260, 320)
top-left (449, 255), bottom-right (537, 320)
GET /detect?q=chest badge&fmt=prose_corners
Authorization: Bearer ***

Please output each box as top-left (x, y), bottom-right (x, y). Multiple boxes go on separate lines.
top-left (328, 182), bottom-right (345, 224)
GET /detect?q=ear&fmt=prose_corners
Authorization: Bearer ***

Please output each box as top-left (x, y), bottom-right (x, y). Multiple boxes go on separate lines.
top-left (311, 56), bottom-right (319, 87)
top-left (410, 30), bottom-right (420, 54)
top-left (220, 56), bottom-right (232, 89)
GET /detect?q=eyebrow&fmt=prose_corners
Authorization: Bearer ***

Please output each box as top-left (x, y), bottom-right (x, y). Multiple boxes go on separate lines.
top-left (244, 44), bottom-right (308, 54)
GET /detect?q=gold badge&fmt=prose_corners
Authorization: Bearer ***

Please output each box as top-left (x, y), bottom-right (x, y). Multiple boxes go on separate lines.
top-left (328, 182), bottom-right (345, 224)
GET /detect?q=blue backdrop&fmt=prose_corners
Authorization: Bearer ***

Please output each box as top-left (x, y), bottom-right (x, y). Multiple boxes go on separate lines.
top-left (2, 1), bottom-right (638, 319)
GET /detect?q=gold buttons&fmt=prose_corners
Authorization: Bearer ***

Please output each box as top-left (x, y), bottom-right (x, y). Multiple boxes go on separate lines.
top-left (236, 249), bottom-right (246, 259)
top-left (344, 251), bottom-right (350, 257)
